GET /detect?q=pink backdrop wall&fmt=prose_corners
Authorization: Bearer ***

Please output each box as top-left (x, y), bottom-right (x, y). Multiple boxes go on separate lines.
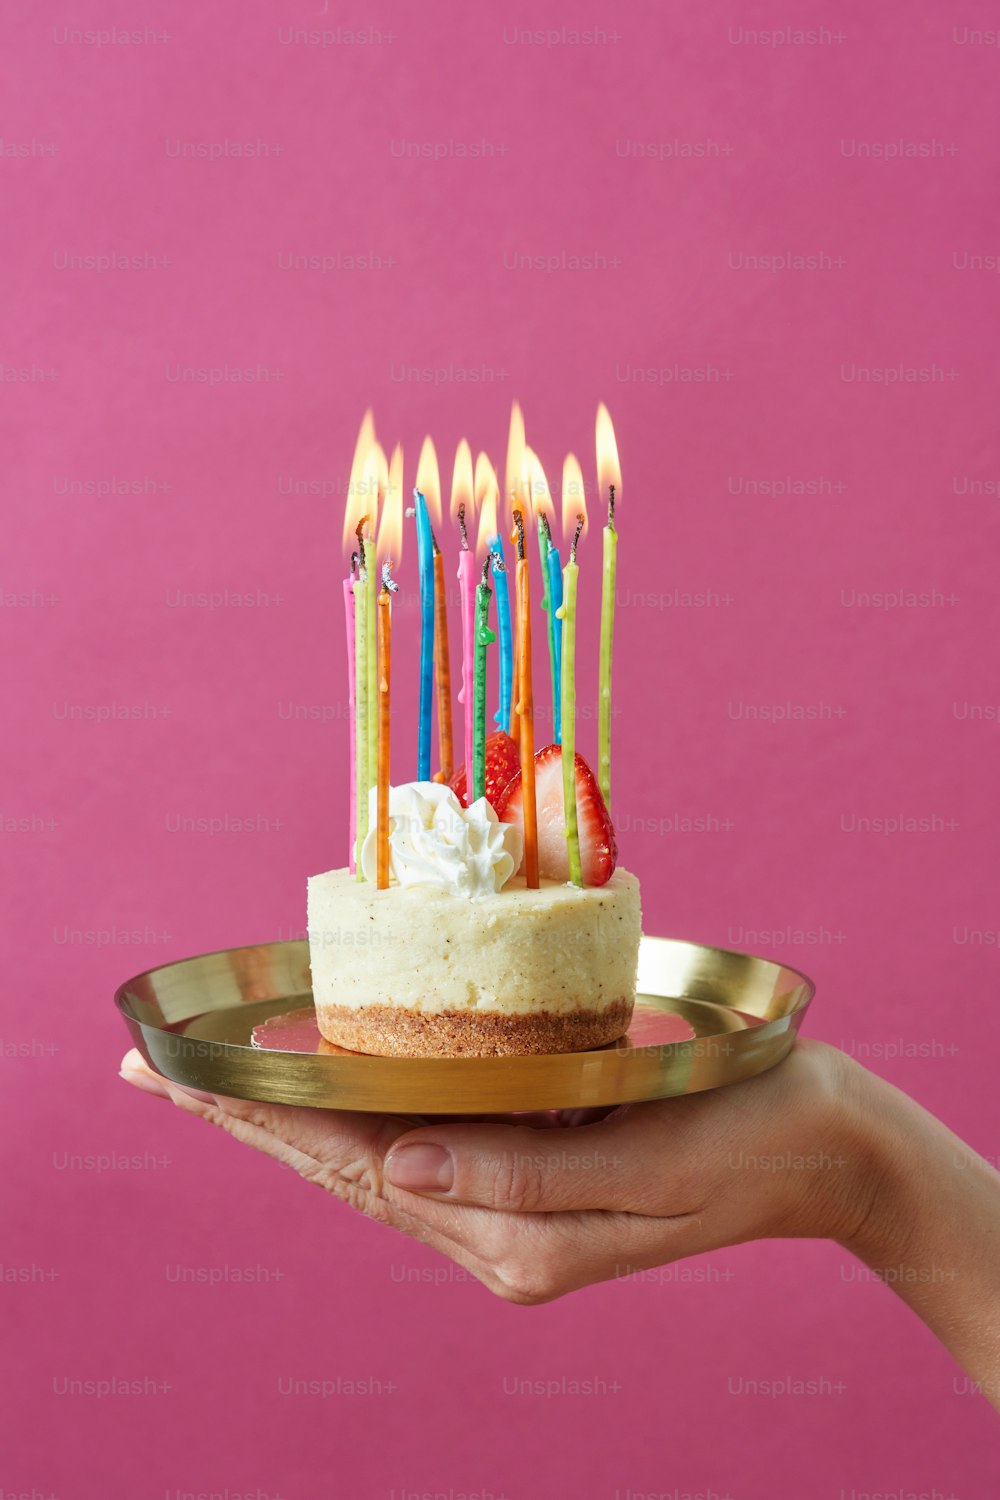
top-left (4, 0), bottom-right (999, 1494)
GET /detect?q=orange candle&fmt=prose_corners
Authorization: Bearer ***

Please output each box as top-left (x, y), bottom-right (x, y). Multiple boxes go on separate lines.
top-left (511, 510), bottom-right (538, 887)
top-left (510, 613), bottom-right (521, 744)
top-left (431, 535), bottom-right (453, 783)
top-left (376, 562), bottom-right (396, 890)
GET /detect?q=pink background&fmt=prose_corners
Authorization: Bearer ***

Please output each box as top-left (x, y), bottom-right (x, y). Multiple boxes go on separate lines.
top-left (4, 0), bottom-right (1000, 1494)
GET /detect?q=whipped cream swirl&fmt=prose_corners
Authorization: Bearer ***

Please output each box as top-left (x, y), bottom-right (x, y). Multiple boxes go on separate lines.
top-left (360, 781), bottom-right (522, 898)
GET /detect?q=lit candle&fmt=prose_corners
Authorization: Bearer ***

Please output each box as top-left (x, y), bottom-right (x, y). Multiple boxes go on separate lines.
top-left (376, 561), bottom-right (398, 890)
top-left (456, 506), bottom-right (476, 786)
top-left (557, 482), bottom-right (586, 885)
top-left (431, 528), bottom-right (453, 783)
top-left (503, 404), bottom-right (528, 739)
top-left (546, 531), bottom-right (563, 743)
top-left (353, 525), bottom-right (369, 880)
top-left (524, 447), bottom-right (560, 743)
top-left (413, 489), bottom-right (434, 779)
top-left (473, 455), bottom-right (510, 739)
top-left (596, 403), bottom-right (621, 812)
top-left (362, 444), bottom-right (386, 808)
top-left (473, 556), bottom-right (497, 801)
top-left (511, 509), bottom-right (538, 887)
top-left (344, 553), bottom-right (358, 872)
top-left (414, 438), bottom-right (440, 781)
top-left (490, 530), bottom-right (513, 734)
top-left (365, 531), bottom-right (377, 797)
top-left (343, 411), bottom-right (378, 878)
top-left (535, 512), bottom-right (553, 728)
top-left (452, 441), bottom-right (476, 785)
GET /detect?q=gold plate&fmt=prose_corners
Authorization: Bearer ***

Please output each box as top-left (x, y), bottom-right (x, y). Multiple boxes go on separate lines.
top-left (115, 936), bottom-right (814, 1114)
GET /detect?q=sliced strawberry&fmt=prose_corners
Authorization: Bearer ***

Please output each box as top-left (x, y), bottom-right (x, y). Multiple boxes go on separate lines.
top-left (450, 730), bottom-right (522, 812)
top-left (496, 744), bottom-right (618, 886)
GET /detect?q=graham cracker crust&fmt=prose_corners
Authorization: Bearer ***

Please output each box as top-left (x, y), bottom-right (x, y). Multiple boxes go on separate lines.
top-left (315, 997), bottom-right (634, 1058)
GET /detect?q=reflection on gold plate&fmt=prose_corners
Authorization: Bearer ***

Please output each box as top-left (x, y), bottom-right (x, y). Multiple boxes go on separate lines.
top-left (115, 935), bottom-right (814, 1114)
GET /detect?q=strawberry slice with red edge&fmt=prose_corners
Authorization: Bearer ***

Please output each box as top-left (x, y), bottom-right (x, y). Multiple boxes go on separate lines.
top-left (449, 730), bottom-right (522, 812)
top-left (495, 744), bottom-right (618, 886)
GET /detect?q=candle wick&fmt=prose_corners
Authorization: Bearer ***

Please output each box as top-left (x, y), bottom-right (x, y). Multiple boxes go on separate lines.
top-left (481, 555), bottom-right (493, 586)
top-left (381, 560), bottom-right (399, 594)
top-left (608, 485), bottom-right (616, 531)
top-left (356, 516), bottom-right (368, 551)
top-left (571, 513), bottom-right (585, 560)
top-left (458, 503), bottom-right (469, 550)
top-left (512, 508), bottom-right (526, 561)
top-left (539, 512), bottom-right (552, 547)
top-left (350, 550), bottom-right (359, 577)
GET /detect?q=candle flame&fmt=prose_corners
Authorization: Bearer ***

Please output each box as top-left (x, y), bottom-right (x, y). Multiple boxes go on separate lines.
top-left (562, 453), bottom-right (588, 541)
top-left (415, 436), bottom-right (442, 528)
top-left (364, 440), bottom-right (388, 509)
top-left (449, 438), bottom-right (474, 527)
top-left (474, 452), bottom-right (499, 554)
top-left (504, 400), bottom-right (528, 530)
top-left (595, 402), bottom-right (621, 504)
top-left (525, 445), bottom-right (555, 531)
top-left (378, 443), bottom-right (404, 563)
top-left (343, 409), bottom-right (378, 553)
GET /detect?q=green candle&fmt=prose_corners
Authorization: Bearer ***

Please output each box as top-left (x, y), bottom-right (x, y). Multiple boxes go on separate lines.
top-left (598, 488), bottom-right (617, 812)
top-left (354, 564), bottom-right (369, 879)
top-left (472, 557), bottom-right (496, 802)
top-left (558, 517), bottom-right (584, 886)
top-left (536, 514), bottom-right (559, 741)
top-left (364, 535), bottom-right (377, 801)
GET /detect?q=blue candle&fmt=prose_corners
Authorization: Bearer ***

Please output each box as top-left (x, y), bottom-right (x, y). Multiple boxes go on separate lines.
top-left (414, 489), bottom-right (435, 779)
top-left (546, 541), bottom-right (563, 743)
top-left (490, 533), bottom-right (513, 732)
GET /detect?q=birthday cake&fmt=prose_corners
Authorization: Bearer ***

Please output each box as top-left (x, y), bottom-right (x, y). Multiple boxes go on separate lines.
top-left (307, 742), bottom-right (641, 1057)
top-left (308, 401), bottom-right (636, 1058)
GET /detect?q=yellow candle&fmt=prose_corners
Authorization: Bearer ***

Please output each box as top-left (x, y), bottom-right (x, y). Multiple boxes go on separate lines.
top-left (512, 510), bottom-right (538, 887)
top-left (595, 404), bottom-right (621, 812)
top-left (376, 563), bottom-right (396, 890)
top-left (557, 515), bottom-right (585, 886)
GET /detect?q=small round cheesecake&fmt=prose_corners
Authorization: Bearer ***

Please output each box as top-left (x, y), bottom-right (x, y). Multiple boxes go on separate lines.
top-left (306, 867), bottom-right (642, 1058)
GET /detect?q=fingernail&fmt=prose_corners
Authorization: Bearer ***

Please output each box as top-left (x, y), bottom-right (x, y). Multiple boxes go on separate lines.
top-left (119, 1065), bottom-right (215, 1107)
top-left (384, 1143), bottom-right (454, 1193)
top-left (119, 1064), bottom-right (170, 1100)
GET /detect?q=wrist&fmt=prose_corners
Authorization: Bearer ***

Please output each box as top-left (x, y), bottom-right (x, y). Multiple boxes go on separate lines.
top-left (765, 1040), bottom-right (901, 1250)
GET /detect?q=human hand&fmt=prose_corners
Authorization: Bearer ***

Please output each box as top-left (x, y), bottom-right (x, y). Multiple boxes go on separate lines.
top-left (118, 1038), bottom-right (874, 1304)
top-left (118, 1037), bottom-right (1000, 1405)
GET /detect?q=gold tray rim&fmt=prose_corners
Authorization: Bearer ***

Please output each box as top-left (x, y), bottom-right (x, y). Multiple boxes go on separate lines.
top-left (115, 934), bottom-right (815, 1114)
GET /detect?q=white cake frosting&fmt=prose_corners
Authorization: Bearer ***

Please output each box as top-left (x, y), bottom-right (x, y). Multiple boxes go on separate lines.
top-left (359, 781), bottom-right (522, 898)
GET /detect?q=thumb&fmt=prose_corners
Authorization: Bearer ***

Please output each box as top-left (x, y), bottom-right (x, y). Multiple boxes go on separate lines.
top-left (383, 1112), bottom-right (656, 1213)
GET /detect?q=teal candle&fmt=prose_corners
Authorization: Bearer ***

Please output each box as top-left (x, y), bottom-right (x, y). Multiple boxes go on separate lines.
top-left (473, 558), bottom-right (496, 801)
top-left (536, 515), bottom-right (559, 744)
top-left (546, 534), bottom-right (563, 742)
top-left (489, 532), bottom-right (512, 732)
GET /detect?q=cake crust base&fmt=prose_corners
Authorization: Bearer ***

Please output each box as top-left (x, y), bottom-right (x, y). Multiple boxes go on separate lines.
top-left (315, 998), bottom-right (634, 1058)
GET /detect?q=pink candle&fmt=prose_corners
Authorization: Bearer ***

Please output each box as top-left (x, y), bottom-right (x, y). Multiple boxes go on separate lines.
top-left (457, 539), bottom-right (476, 783)
top-left (343, 568), bottom-right (357, 871)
